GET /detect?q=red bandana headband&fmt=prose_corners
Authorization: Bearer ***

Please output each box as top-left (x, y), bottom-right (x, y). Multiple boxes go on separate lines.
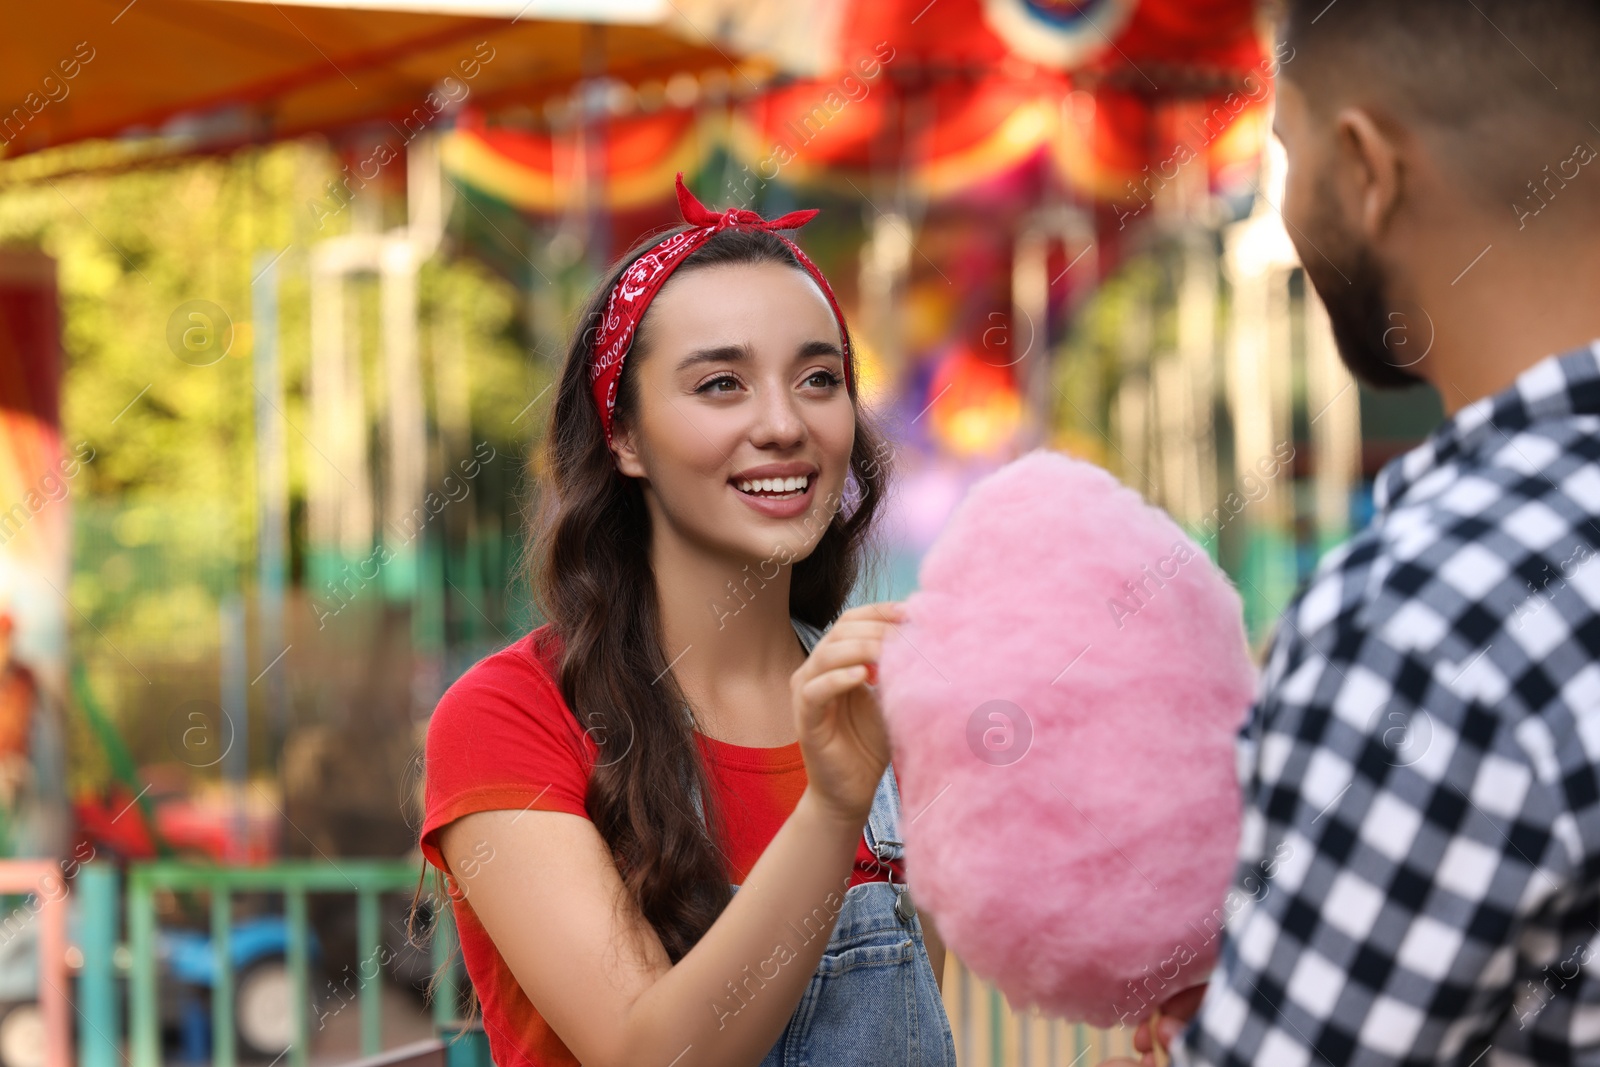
top-left (589, 173), bottom-right (855, 448)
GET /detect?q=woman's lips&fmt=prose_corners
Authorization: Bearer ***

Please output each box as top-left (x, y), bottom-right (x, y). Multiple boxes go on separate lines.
top-left (730, 474), bottom-right (816, 519)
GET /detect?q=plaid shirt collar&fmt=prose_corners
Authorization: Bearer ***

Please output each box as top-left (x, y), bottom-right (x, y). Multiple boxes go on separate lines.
top-left (1373, 338), bottom-right (1600, 513)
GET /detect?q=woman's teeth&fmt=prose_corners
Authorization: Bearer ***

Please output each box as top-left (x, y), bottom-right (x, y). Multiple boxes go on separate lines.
top-left (736, 475), bottom-right (811, 498)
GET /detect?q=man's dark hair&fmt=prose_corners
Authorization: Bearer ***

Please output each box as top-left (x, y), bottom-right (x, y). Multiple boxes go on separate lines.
top-left (1281, 0), bottom-right (1600, 208)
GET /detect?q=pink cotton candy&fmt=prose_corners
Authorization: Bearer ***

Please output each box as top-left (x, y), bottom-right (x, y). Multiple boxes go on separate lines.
top-left (877, 449), bottom-right (1257, 1028)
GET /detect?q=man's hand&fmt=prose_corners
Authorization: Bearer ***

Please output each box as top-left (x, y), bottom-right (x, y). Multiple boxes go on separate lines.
top-left (1101, 983), bottom-right (1207, 1066)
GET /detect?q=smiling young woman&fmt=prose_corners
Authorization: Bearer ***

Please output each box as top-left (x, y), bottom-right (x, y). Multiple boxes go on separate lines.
top-left (414, 177), bottom-right (955, 1067)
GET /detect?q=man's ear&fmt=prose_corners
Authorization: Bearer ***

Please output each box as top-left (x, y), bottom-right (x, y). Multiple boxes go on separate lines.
top-left (611, 419), bottom-right (647, 479)
top-left (1333, 106), bottom-right (1403, 242)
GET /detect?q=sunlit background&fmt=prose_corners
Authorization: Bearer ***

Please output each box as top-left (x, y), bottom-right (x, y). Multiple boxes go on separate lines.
top-left (0, 0), bottom-right (1444, 1064)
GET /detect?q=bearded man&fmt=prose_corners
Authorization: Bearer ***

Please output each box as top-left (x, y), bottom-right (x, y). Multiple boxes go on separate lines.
top-left (1109, 1), bottom-right (1600, 1062)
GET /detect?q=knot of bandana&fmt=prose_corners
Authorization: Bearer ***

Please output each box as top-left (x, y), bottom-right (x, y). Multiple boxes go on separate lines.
top-left (588, 172), bottom-right (854, 450)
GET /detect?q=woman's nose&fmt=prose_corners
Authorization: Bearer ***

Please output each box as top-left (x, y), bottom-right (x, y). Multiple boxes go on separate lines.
top-left (749, 384), bottom-right (805, 446)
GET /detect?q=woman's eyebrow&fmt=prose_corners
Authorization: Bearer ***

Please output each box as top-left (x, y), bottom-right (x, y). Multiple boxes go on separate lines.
top-left (676, 340), bottom-right (842, 372)
top-left (675, 344), bottom-right (751, 372)
top-left (796, 340), bottom-right (844, 360)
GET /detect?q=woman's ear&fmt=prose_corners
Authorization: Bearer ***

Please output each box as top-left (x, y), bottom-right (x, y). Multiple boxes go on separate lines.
top-left (611, 419), bottom-right (647, 479)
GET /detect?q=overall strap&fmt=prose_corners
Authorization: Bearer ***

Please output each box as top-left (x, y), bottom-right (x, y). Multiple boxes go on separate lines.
top-left (862, 760), bottom-right (917, 922)
top-left (861, 762), bottom-right (903, 869)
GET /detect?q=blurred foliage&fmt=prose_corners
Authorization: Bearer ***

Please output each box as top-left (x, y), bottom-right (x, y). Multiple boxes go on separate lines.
top-left (0, 138), bottom-right (541, 791)
top-left (1050, 253), bottom-right (1163, 474)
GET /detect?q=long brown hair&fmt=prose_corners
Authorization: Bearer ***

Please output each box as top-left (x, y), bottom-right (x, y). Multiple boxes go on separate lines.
top-left (536, 223), bottom-right (891, 962)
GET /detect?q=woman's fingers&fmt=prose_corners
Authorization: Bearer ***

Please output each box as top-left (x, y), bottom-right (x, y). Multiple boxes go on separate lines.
top-left (817, 602), bottom-right (905, 641)
top-left (790, 606), bottom-right (903, 824)
top-left (795, 665), bottom-right (870, 729)
top-left (797, 636), bottom-right (890, 677)
top-left (801, 616), bottom-right (903, 655)
top-left (839, 600), bottom-right (906, 623)
top-left (792, 607), bottom-right (905, 677)
top-left (789, 601), bottom-right (907, 721)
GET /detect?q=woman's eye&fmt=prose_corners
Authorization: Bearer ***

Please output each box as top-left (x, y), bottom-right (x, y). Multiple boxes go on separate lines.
top-left (695, 374), bottom-right (740, 394)
top-left (805, 370), bottom-right (844, 389)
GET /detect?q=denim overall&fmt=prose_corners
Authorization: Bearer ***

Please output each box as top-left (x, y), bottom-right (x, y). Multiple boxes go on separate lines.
top-left (689, 618), bottom-right (957, 1066)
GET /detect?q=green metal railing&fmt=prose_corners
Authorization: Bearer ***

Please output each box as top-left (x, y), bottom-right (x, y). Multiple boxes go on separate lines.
top-left (100, 860), bottom-right (468, 1067)
top-left (76, 856), bottom-right (1132, 1067)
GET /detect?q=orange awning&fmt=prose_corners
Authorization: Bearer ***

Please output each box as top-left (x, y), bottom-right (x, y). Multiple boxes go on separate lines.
top-left (1, 0), bottom-right (756, 161)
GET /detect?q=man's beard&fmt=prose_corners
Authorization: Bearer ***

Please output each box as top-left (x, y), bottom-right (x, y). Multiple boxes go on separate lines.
top-left (1298, 176), bottom-right (1429, 389)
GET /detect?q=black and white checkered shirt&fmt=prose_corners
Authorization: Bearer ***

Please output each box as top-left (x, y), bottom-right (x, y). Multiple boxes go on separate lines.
top-left (1175, 341), bottom-right (1600, 1066)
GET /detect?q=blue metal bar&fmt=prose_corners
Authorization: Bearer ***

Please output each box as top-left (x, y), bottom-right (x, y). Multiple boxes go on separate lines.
top-left (76, 864), bottom-right (119, 1067)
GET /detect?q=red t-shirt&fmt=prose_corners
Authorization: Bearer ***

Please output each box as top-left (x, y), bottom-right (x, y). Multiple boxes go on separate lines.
top-left (419, 624), bottom-right (904, 1067)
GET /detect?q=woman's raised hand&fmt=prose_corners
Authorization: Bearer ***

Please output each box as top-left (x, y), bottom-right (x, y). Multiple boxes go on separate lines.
top-left (790, 601), bottom-right (906, 828)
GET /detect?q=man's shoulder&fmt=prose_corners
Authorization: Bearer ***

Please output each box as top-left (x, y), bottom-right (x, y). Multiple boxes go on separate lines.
top-left (1268, 437), bottom-right (1600, 730)
top-left (1316, 427), bottom-right (1590, 593)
